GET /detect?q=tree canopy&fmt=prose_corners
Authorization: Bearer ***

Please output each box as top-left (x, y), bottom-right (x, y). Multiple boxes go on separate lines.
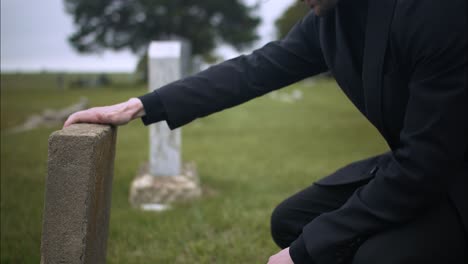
top-left (64, 0), bottom-right (261, 58)
top-left (275, 1), bottom-right (309, 39)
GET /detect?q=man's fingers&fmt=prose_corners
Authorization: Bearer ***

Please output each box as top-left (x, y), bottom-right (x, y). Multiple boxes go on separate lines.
top-left (63, 109), bottom-right (109, 128)
top-left (63, 111), bottom-right (89, 128)
top-left (63, 114), bottom-right (74, 128)
top-left (63, 112), bottom-right (79, 128)
top-left (62, 102), bottom-right (132, 128)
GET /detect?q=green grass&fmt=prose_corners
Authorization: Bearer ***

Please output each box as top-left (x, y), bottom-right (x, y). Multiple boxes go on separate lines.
top-left (0, 73), bottom-right (388, 263)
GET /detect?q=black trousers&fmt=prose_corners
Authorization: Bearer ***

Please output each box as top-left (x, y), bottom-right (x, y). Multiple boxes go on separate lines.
top-left (270, 179), bottom-right (468, 263)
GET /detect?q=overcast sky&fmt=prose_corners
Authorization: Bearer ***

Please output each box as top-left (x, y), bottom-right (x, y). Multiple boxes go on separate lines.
top-left (1, 0), bottom-right (295, 72)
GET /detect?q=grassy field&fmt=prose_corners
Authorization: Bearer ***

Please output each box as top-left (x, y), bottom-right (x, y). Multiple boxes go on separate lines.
top-left (0, 73), bottom-right (388, 263)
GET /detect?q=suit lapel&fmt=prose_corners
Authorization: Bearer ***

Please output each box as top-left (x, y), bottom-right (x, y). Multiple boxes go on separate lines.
top-left (320, 12), bottom-right (366, 113)
top-left (362, 0), bottom-right (397, 136)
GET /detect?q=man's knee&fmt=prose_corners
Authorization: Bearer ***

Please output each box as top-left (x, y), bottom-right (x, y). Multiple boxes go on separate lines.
top-left (270, 200), bottom-right (298, 249)
top-left (270, 185), bottom-right (331, 249)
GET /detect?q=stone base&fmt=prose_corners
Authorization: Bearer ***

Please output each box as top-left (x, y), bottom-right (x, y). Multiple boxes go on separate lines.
top-left (129, 162), bottom-right (201, 209)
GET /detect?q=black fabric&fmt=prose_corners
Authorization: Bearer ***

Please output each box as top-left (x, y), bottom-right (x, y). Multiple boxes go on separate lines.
top-left (313, 152), bottom-right (389, 186)
top-left (274, 180), bottom-right (373, 263)
top-left (137, 0), bottom-right (468, 262)
top-left (138, 90), bottom-right (166, 125)
top-left (338, 0), bottom-right (368, 73)
top-left (273, 181), bottom-right (468, 264)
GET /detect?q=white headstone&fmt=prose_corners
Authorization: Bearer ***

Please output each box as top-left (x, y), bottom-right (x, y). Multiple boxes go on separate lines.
top-left (148, 41), bottom-right (190, 176)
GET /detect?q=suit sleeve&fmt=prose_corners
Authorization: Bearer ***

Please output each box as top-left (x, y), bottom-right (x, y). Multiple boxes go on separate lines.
top-left (289, 1), bottom-right (468, 263)
top-left (138, 12), bottom-right (328, 129)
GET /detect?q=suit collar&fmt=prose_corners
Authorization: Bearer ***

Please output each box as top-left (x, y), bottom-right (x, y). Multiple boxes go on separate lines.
top-left (319, 9), bottom-right (367, 114)
top-left (362, 0), bottom-right (397, 135)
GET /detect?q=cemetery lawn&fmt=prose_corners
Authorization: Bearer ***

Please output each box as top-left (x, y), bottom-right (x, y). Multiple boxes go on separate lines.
top-left (0, 73), bottom-right (388, 263)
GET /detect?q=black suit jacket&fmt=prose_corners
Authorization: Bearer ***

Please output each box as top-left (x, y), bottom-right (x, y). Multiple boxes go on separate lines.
top-left (139, 0), bottom-right (468, 263)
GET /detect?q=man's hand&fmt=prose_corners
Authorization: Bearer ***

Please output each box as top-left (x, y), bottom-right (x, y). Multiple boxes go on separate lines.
top-left (63, 98), bottom-right (145, 128)
top-left (267, 247), bottom-right (294, 264)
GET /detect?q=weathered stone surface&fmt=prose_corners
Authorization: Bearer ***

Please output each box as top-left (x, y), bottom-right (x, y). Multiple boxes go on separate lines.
top-left (41, 123), bottom-right (117, 264)
top-left (148, 41), bottom-right (190, 176)
top-left (130, 41), bottom-right (200, 210)
top-left (9, 97), bottom-right (88, 133)
top-left (129, 162), bottom-right (201, 208)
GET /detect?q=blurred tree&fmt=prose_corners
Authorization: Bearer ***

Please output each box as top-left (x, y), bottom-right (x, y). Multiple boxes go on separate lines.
top-left (64, 0), bottom-right (261, 81)
top-left (275, 1), bottom-right (309, 39)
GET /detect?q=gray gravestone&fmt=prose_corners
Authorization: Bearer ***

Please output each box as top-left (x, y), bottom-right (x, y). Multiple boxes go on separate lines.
top-left (148, 41), bottom-right (190, 176)
top-left (129, 41), bottom-right (201, 210)
top-left (41, 124), bottom-right (117, 264)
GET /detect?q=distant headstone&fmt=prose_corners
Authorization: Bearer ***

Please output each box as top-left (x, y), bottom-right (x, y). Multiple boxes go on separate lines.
top-left (56, 74), bottom-right (65, 90)
top-left (41, 124), bottom-right (117, 264)
top-left (147, 41), bottom-right (190, 176)
top-left (130, 41), bottom-right (201, 209)
top-left (8, 97), bottom-right (89, 134)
